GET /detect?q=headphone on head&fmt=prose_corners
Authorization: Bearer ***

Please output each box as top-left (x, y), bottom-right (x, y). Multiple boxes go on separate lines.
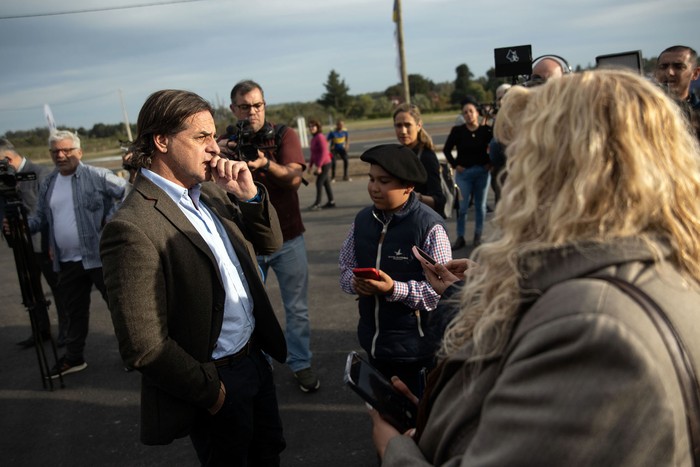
top-left (532, 54), bottom-right (573, 75)
top-left (523, 54), bottom-right (573, 87)
top-left (532, 54), bottom-right (572, 74)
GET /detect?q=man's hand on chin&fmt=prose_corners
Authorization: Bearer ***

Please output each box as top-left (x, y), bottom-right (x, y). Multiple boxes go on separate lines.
top-left (209, 156), bottom-right (257, 200)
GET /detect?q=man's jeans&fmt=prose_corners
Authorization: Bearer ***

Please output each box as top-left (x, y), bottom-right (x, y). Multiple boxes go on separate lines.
top-left (257, 235), bottom-right (312, 372)
top-left (455, 165), bottom-right (491, 238)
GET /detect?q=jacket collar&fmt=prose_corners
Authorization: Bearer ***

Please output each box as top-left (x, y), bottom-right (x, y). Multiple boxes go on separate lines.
top-left (132, 174), bottom-right (220, 273)
top-left (372, 191), bottom-right (420, 224)
top-left (517, 236), bottom-right (671, 294)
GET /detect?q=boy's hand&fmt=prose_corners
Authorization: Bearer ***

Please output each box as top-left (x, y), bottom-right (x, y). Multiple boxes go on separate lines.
top-left (353, 269), bottom-right (394, 296)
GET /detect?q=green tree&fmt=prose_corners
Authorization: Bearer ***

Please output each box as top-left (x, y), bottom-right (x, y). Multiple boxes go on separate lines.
top-left (450, 63), bottom-right (474, 105)
top-left (408, 74), bottom-right (435, 96)
top-left (480, 67), bottom-right (509, 101)
top-left (432, 81), bottom-right (455, 111)
top-left (466, 82), bottom-right (488, 103)
top-left (411, 94), bottom-right (432, 112)
top-left (346, 94), bottom-right (375, 119)
top-left (383, 83), bottom-right (402, 100)
top-left (318, 70), bottom-right (351, 113)
top-left (371, 95), bottom-right (394, 118)
top-left (383, 74), bottom-right (435, 100)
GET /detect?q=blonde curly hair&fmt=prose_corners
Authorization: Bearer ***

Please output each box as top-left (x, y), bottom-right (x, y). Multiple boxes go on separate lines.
top-left (442, 69), bottom-right (700, 360)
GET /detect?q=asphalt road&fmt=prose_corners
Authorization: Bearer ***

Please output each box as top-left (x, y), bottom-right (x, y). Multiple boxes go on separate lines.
top-left (0, 158), bottom-right (490, 467)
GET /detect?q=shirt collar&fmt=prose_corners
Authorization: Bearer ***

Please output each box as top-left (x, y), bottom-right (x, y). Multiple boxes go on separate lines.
top-left (141, 168), bottom-right (199, 207)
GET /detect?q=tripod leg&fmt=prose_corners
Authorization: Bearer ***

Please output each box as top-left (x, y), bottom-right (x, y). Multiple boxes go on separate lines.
top-left (28, 303), bottom-right (64, 390)
top-left (5, 199), bottom-right (64, 389)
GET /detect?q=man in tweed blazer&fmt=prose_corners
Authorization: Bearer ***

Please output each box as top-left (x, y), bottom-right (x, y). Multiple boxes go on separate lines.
top-left (100, 89), bottom-right (287, 466)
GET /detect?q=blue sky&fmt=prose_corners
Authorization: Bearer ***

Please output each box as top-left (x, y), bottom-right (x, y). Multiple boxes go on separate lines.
top-left (0, 0), bottom-right (697, 134)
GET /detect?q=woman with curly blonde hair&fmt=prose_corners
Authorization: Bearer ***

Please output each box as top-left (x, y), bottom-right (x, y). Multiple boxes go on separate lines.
top-left (371, 69), bottom-right (700, 466)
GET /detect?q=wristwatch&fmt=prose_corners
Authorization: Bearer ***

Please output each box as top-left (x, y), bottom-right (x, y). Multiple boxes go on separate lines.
top-left (260, 157), bottom-right (271, 172)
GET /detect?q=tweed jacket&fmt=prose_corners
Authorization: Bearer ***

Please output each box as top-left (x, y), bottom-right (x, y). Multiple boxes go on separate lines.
top-left (384, 237), bottom-right (700, 466)
top-left (100, 175), bottom-right (286, 445)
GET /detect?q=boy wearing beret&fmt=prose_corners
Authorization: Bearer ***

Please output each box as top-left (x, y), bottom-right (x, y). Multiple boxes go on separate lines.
top-left (339, 144), bottom-right (452, 395)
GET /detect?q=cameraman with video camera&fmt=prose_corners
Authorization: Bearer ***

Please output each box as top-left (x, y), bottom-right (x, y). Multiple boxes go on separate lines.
top-left (0, 138), bottom-right (66, 348)
top-left (220, 80), bottom-right (320, 393)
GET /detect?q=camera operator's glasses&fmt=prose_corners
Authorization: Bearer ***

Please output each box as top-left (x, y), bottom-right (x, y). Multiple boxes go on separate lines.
top-left (235, 102), bottom-right (265, 112)
top-left (49, 147), bottom-right (77, 156)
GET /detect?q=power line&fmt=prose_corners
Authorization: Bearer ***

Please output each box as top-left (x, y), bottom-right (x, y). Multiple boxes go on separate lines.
top-left (0, 0), bottom-right (209, 20)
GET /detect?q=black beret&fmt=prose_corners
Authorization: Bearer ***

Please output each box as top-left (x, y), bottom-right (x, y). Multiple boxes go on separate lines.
top-left (360, 144), bottom-right (427, 184)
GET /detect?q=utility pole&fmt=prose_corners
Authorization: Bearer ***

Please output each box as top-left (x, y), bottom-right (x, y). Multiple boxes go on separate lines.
top-left (394, 0), bottom-right (410, 105)
top-left (118, 89), bottom-right (133, 142)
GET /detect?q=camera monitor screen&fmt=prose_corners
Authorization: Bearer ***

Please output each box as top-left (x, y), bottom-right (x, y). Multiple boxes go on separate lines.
top-left (596, 50), bottom-right (643, 74)
top-left (494, 44), bottom-right (533, 78)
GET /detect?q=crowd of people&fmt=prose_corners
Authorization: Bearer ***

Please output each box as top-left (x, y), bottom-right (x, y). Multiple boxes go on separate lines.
top-left (2, 44), bottom-right (700, 466)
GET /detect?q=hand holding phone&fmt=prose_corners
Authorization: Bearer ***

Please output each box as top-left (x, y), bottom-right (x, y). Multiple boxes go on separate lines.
top-left (344, 351), bottom-right (417, 433)
top-left (412, 245), bottom-right (437, 273)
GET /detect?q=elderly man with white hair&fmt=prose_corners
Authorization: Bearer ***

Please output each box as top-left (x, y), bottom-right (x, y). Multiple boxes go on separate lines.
top-left (24, 130), bottom-right (127, 379)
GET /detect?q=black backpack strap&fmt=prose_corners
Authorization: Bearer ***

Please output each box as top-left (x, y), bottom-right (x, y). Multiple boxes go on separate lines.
top-left (273, 124), bottom-right (287, 149)
top-left (597, 275), bottom-right (700, 465)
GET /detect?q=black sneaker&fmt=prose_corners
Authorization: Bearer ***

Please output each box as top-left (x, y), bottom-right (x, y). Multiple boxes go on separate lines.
top-left (451, 237), bottom-right (466, 250)
top-left (46, 356), bottom-right (87, 379)
top-left (322, 201), bottom-right (336, 208)
top-left (294, 367), bottom-right (320, 393)
top-left (16, 331), bottom-right (50, 349)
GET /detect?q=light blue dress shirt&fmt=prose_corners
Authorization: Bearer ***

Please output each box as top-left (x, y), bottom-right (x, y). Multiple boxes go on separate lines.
top-left (141, 169), bottom-right (254, 359)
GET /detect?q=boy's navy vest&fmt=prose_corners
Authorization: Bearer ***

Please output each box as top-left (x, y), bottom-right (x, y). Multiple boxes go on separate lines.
top-left (353, 193), bottom-right (445, 362)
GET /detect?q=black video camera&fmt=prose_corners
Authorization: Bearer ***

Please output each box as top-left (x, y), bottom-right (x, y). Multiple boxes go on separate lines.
top-left (0, 158), bottom-right (36, 199)
top-left (226, 120), bottom-right (277, 162)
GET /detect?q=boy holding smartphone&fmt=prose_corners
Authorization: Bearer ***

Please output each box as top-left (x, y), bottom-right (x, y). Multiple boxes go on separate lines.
top-left (339, 144), bottom-right (452, 395)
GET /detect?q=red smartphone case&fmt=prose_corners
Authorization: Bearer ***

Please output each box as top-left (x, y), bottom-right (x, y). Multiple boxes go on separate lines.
top-left (352, 267), bottom-right (381, 280)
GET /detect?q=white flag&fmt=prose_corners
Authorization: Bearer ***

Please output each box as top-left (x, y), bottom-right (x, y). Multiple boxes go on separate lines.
top-left (44, 104), bottom-right (57, 133)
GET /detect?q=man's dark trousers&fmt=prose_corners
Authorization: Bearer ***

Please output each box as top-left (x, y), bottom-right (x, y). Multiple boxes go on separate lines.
top-left (56, 261), bottom-right (108, 364)
top-left (190, 348), bottom-right (285, 466)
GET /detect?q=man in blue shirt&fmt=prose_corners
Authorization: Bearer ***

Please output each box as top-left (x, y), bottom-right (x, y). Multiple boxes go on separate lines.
top-left (100, 89), bottom-right (286, 464)
top-left (26, 130), bottom-right (127, 378)
top-left (327, 120), bottom-right (351, 182)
